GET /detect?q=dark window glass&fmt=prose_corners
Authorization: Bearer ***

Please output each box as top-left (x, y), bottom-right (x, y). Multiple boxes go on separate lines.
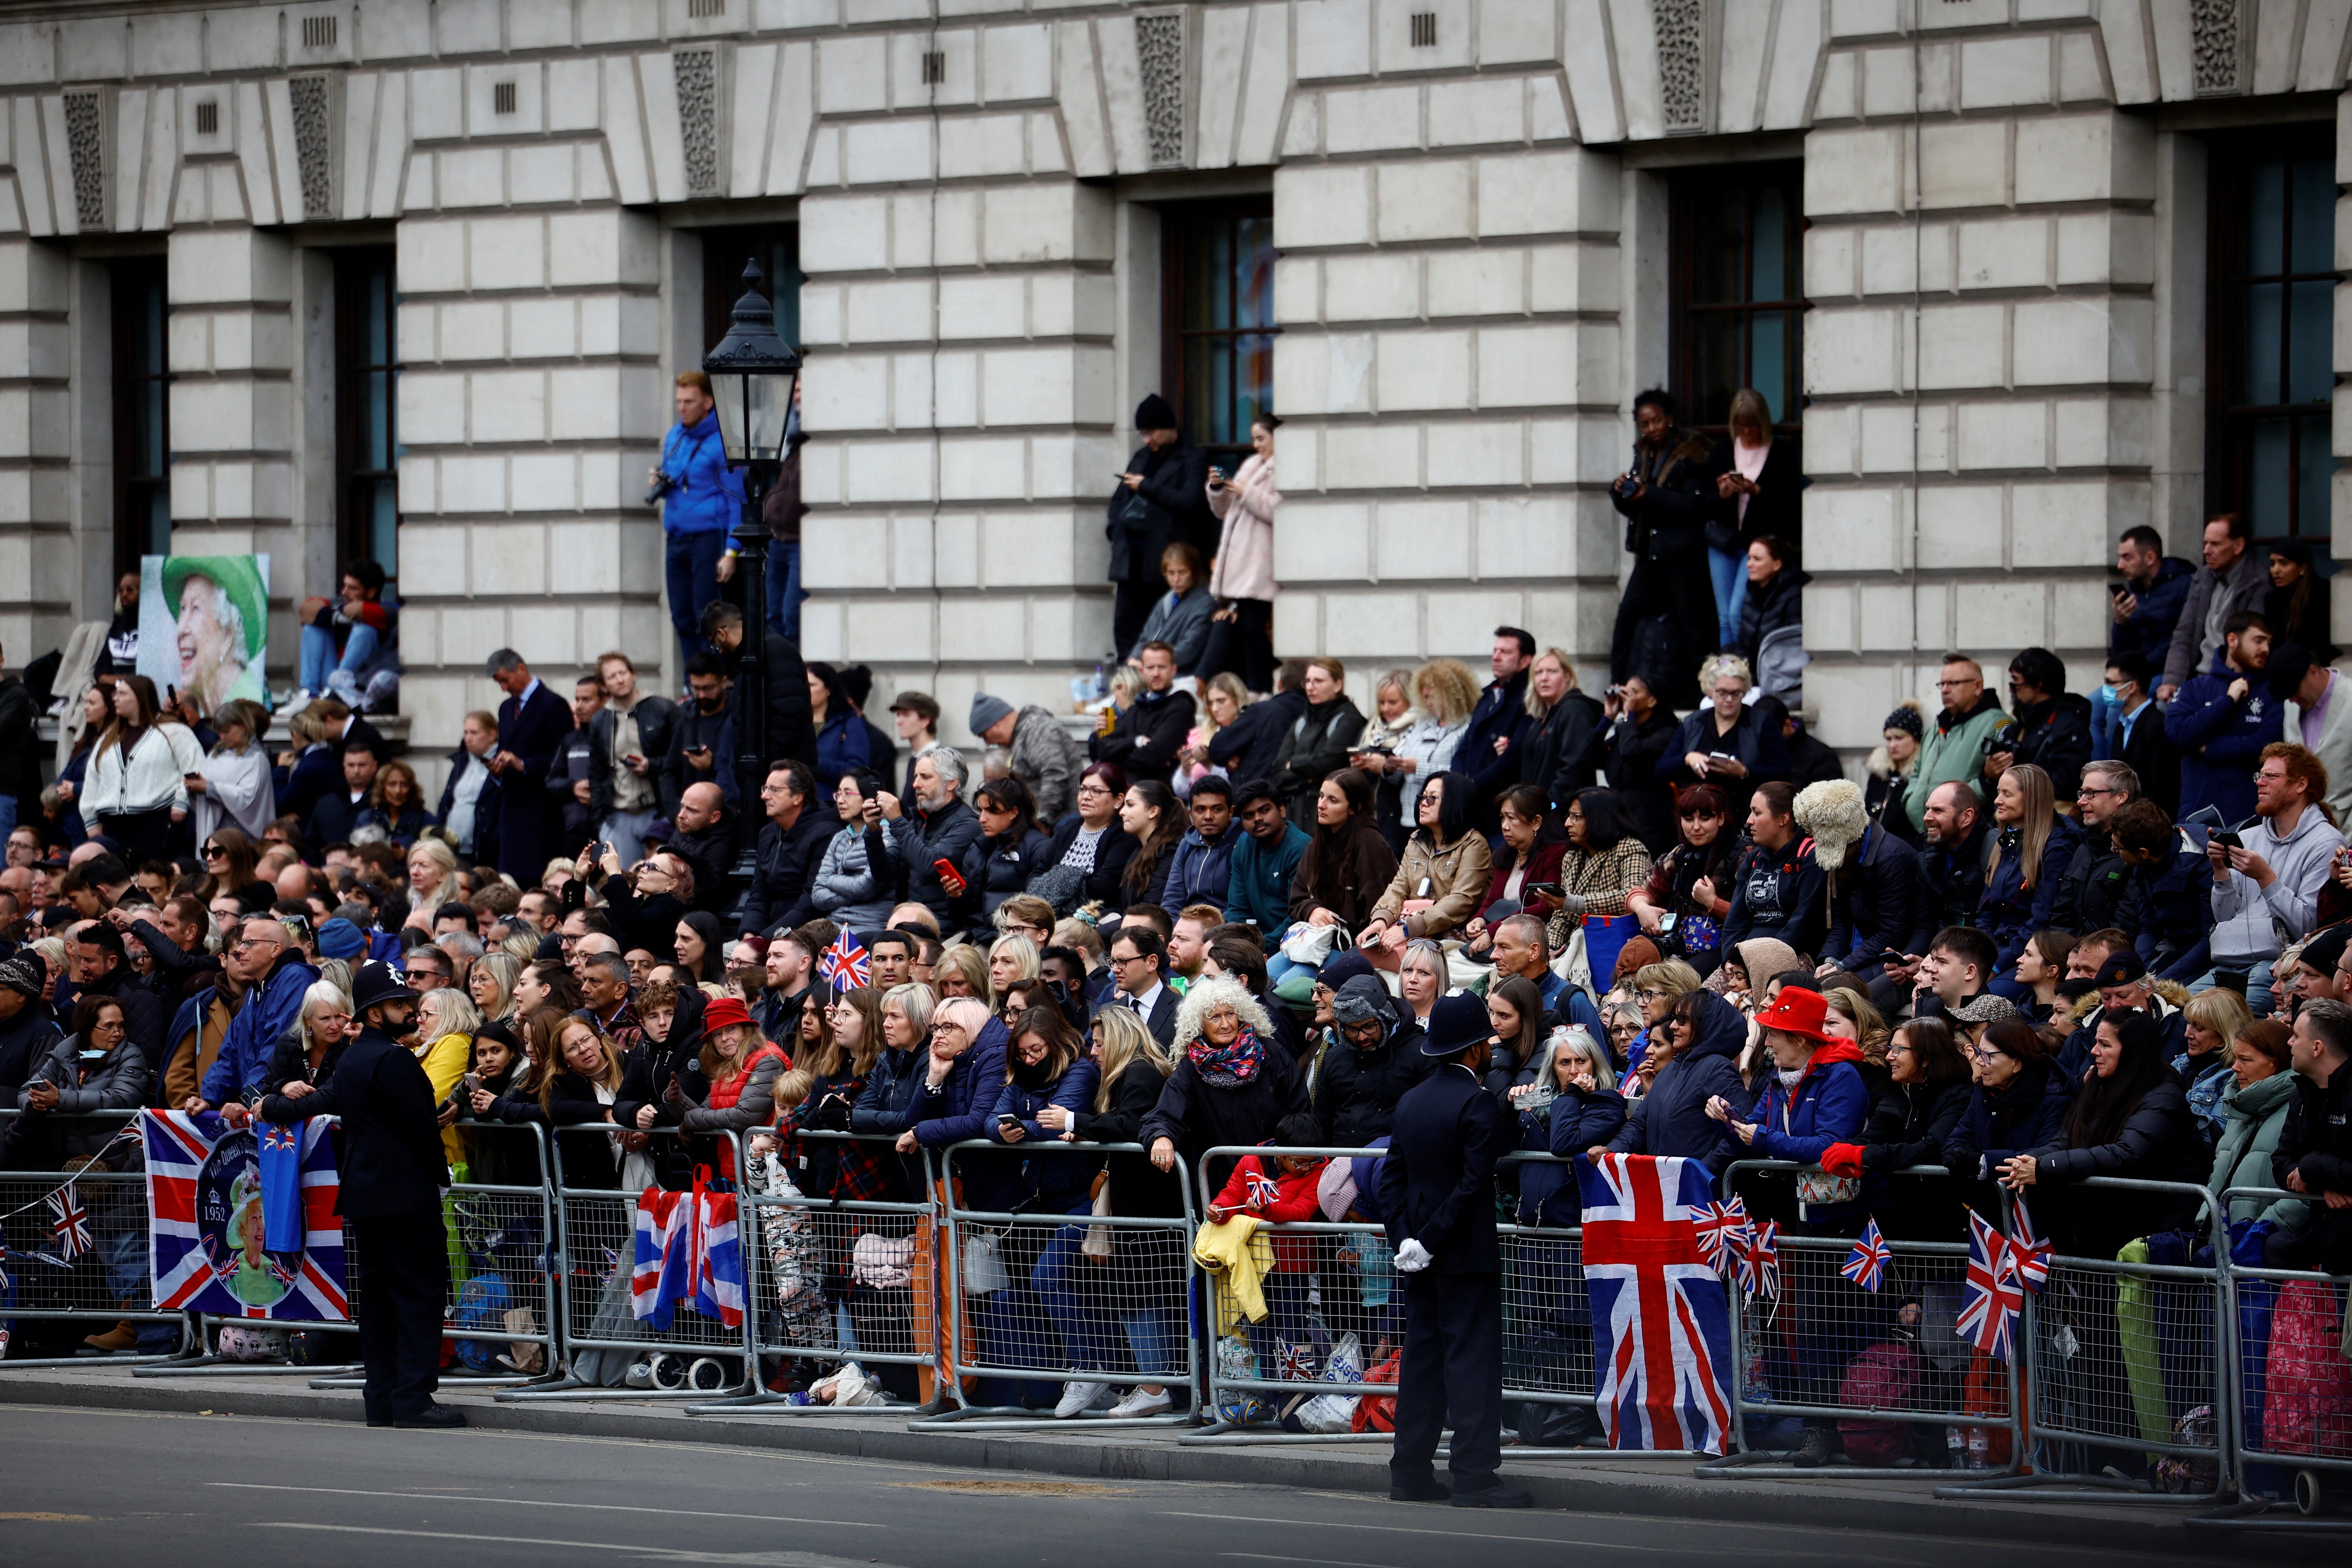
top-left (1669, 162), bottom-right (1805, 431)
top-left (702, 226), bottom-right (802, 354)
top-left (334, 247), bottom-right (401, 579)
top-left (2209, 130), bottom-right (2338, 540)
top-left (111, 256), bottom-right (172, 580)
top-left (1161, 198), bottom-right (1278, 454)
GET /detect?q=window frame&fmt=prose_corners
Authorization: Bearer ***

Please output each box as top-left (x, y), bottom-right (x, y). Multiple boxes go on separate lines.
top-left (1666, 160), bottom-right (1808, 436)
top-left (332, 246), bottom-right (401, 581)
top-left (2203, 124), bottom-right (2340, 542)
top-left (109, 254), bottom-right (172, 583)
top-left (1158, 196), bottom-right (1279, 460)
top-left (700, 225), bottom-right (803, 357)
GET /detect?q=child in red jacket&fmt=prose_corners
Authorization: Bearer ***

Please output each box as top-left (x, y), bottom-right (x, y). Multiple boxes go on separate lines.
top-left (1209, 1114), bottom-right (1329, 1380)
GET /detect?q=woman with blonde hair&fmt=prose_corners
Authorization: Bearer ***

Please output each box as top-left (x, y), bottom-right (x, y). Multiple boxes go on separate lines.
top-left (935, 943), bottom-right (993, 1009)
top-left (1387, 657), bottom-right (1478, 826)
top-left (1711, 387), bottom-right (1804, 644)
top-left (1521, 648), bottom-right (1604, 808)
top-left (987, 932), bottom-right (1040, 998)
top-left (1176, 672), bottom-right (1254, 799)
top-left (405, 837), bottom-right (460, 926)
top-left (192, 698), bottom-right (276, 843)
top-left (1976, 763), bottom-right (2077, 996)
top-left (1659, 651), bottom-right (1788, 828)
top-left (1352, 669), bottom-right (1421, 847)
top-left (1821, 986), bottom-right (1893, 1072)
top-left (261, 980), bottom-right (358, 1103)
top-left (469, 951), bottom-right (522, 1026)
top-left (414, 987), bottom-right (483, 1164)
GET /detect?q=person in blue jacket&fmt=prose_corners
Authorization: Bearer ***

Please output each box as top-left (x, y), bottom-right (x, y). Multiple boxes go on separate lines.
top-left (1809, 779), bottom-right (1926, 978)
top-left (193, 918), bottom-right (320, 1109)
top-left (1721, 781), bottom-right (1827, 959)
top-left (652, 372), bottom-right (746, 683)
top-left (2163, 611), bottom-right (2279, 825)
top-left (1225, 780), bottom-right (1310, 951)
top-left (2101, 526), bottom-right (2196, 752)
top-left (1599, 988), bottom-right (1747, 1170)
top-left (989, 1003), bottom-right (1107, 1417)
top-left (2107, 798), bottom-right (2213, 984)
top-left (1710, 984), bottom-right (1873, 1466)
top-left (1976, 763), bottom-right (2081, 997)
top-left (1454, 629), bottom-right (1534, 832)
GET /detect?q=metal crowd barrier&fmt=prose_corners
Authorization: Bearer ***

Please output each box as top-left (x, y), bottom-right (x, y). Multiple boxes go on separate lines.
top-left (0, 1109), bottom-right (189, 1367)
top-left (1699, 1160), bottom-right (2023, 1479)
top-left (1936, 1176), bottom-right (2230, 1504)
top-left (2194, 1185), bottom-right (2352, 1531)
top-left (688, 1129), bottom-right (945, 1417)
top-left (497, 1124), bottom-right (756, 1402)
top-left (909, 1138), bottom-right (1199, 1431)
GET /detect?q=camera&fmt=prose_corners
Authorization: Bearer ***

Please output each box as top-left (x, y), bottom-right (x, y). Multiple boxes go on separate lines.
top-left (645, 468), bottom-right (681, 506)
top-left (1982, 721), bottom-right (2022, 759)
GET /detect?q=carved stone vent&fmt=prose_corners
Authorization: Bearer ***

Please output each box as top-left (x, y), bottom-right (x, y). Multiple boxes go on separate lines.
top-left (1136, 12), bottom-right (1185, 169)
top-left (1653, 0), bottom-right (1707, 134)
top-left (64, 89), bottom-right (106, 232)
top-left (675, 49), bottom-right (719, 195)
top-left (291, 75), bottom-right (335, 219)
top-left (2191, 0), bottom-right (2244, 96)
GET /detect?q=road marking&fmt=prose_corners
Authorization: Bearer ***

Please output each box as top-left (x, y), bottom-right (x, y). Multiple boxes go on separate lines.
top-left (1223, 1553), bottom-right (1393, 1568)
top-left (1161, 1511), bottom-right (1923, 1559)
top-left (216, 1483), bottom-right (882, 1528)
top-left (255, 1523), bottom-right (889, 1568)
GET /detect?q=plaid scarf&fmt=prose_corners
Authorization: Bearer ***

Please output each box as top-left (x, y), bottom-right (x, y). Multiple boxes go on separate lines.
top-left (1188, 1025), bottom-right (1264, 1089)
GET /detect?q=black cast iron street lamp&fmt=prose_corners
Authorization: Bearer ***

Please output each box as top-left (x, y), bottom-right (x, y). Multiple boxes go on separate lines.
top-left (702, 260), bottom-right (802, 884)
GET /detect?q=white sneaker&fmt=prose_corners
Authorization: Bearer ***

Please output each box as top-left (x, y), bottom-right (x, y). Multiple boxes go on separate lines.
top-left (1054, 1375), bottom-right (1111, 1418)
top-left (1106, 1386), bottom-right (1172, 1418)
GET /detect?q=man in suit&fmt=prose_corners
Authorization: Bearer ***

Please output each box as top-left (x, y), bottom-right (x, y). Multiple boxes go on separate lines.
top-left (485, 649), bottom-right (571, 883)
top-left (318, 695), bottom-right (393, 766)
top-left (234, 960), bottom-right (460, 1428)
top-left (1107, 925), bottom-right (1178, 1047)
top-left (1379, 991), bottom-right (1529, 1509)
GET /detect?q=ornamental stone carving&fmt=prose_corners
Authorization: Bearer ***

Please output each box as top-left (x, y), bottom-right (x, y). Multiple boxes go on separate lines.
top-left (290, 75), bottom-right (336, 220)
top-left (1654, 0), bottom-right (1706, 133)
top-left (2191, 0), bottom-right (2244, 96)
top-left (1137, 12), bottom-right (1186, 169)
top-left (675, 49), bottom-right (720, 196)
top-left (64, 89), bottom-right (106, 231)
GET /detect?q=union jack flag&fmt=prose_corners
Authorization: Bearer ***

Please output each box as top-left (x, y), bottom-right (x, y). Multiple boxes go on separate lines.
top-left (1244, 1166), bottom-right (1282, 1209)
top-left (46, 1186), bottom-right (90, 1259)
top-left (1692, 1197), bottom-right (1752, 1279)
top-left (1957, 1207), bottom-right (2027, 1362)
top-left (2007, 1202), bottom-right (2052, 1296)
top-left (142, 1111), bottom-right (349, 1322)
top-left (1743, 1220), bottom-right (1780, 1302)
top-left (817, 930), bottom-right (870, 993)
top-left (1277, 1339), bottom-right (1319, 1381)
top-left (1840, 1218), bottom-right (1891, 1293)
top-left (1576, 1153), bottom-right (1734, 1454)
top-left (631, 1178), bottom-right (745, 1330)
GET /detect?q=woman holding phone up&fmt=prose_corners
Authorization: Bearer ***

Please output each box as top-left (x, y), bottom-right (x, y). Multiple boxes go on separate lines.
top-left (1201, 415), bottom-right (1281, 694)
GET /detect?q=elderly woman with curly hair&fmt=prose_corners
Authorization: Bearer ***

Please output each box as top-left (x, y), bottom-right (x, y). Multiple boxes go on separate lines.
top-left (1141, 974), bottom-right (1309, 1196)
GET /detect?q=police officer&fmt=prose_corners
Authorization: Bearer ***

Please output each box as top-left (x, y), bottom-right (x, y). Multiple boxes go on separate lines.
top-left (1379, 991), bottom-right (1530, 1508)
top-left (233, 960), bottom-right (460, 1428)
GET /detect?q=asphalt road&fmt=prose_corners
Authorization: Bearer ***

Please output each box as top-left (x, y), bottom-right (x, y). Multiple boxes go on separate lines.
top-left (0, 1406), bottom-right (2199, 1568)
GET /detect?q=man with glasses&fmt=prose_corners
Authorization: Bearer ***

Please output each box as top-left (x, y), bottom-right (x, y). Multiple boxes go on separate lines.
top-left (2104, 653), bottom-right (2178, 815)
top-left (2052, 760), bottom-right (2140, 936)
top-left (400, 945), bottom-right (451, 994)
top-left (1904, 655), bottom-right (2008, 835)
top-left (991, 895), bottom-right (1054, 952)
top-left (2201, 740), bottom-right (2339, 1014)
top-left (192, 919), bottom-right (319, 1110)
top-left (1108, 926), bottom-right (1178, 1046)
top-left (1314, 974), bottom-right (1434, 1147)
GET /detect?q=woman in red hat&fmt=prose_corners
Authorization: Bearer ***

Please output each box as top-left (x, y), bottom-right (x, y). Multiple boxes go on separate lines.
top-left (1704, 982), bottom-right (1875, 1467)
top-left (668, 993), bottom-right (791, 1181)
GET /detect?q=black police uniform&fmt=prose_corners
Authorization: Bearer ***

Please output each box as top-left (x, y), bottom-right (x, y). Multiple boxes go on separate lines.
top-left (1378, 1033), bottom-right (1512, 1498)
top-left (260, 1014), bottom-right (450, 1425)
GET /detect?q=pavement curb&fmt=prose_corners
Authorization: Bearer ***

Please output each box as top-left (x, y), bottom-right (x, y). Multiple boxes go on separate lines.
top-left (0, 1371), bottom-right (2280, 1558)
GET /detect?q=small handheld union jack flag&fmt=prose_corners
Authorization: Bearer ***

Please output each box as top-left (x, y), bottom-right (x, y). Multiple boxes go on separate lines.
top-left (1840, 1218), bottom-right (1891, 1293)
top-left (1742, 1220), bottom-right (1781, 1301)
top-left (47, 1185), bottom-right (91, 1259)
top-left (2007, 1201), bottom-right (2052, 1296)
top-left (1244, 1168), bottom-right (1282, 1208)
top-left (1957, 1207), bottom-right (2026, 1362)
top-left (1693, 1196), bottom-right (1752, 1279)
top-left (817, 930), bottom-right (870, 993)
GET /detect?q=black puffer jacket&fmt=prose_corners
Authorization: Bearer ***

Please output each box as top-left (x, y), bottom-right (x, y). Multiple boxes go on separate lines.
top-left (962, 826), bottom-right (1052, 922)
top-left (2036, 1079), bottom-right (2210, 1259)
top-left (1998, 693), bottom-right (2095, 801)
top-left (1605, 988), bottom-right (1748, 1170)
top-left (1521, 690), bottom-right (1604, 811)
top-left (1821, 824), bottom-right (1925, 969)
top-left (1271, 694), bottom-right (1367, 824)
top-left (1072, 1059), bottom-right (1187, 1219)
top-left (1140, 1037), bottom-right (1311, 1196)
top-left (1858, 1078), bottom-right (1971, 1240)
top-left (1312, 1018), bottom-right (1437, 1149)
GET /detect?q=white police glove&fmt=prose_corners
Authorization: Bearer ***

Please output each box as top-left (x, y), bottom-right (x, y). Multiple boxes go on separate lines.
top-left (1394, 1238), bottom-right (1434, 1274)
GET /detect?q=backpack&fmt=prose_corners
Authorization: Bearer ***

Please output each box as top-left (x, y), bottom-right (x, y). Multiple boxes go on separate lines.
top-left (452, 1272), bottom-right (514, 1373)
top-left (2264, 1279), bottom-right (2352, 1456)
top-left (1351, 1347), bottom-right (1402, 1434)
top-left (1835, 1341), bottom-right (1921, 1466)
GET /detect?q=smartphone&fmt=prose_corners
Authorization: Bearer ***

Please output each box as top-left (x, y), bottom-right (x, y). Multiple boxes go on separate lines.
top-left (623, 753), bottom-right (645, 768)
top-left (2210, 830), bottom-right (2242, 851)
top-left (934, 858), bottom-right (968, 897)
top-left (996, 1113), bottom-right (1019, 1129)
top-left (2109, 583), bottom-right (2130, 600)
top-left (461, 1072), bottom-right (483, 1094)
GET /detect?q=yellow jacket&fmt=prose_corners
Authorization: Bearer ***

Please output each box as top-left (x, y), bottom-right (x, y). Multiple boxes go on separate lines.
top-left (1192, 1216), bottom-right (1274, 1335)
top-left (415, 1031), bottom-right (472, 1165)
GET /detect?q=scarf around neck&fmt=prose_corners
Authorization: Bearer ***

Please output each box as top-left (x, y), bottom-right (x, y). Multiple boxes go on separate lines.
top-left (1188, 1024), bottom-right (1264, 1089)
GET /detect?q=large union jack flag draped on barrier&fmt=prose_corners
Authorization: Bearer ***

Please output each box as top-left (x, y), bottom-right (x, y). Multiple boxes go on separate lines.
top-left (630, 1176), bottom-right (744, 1330)
top-left (1576, 1153), bottom-right (1733, 1454)
top-left (143, 1110), bottom-right (348, 1321)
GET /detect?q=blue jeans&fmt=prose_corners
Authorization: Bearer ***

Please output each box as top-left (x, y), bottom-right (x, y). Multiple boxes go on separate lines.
top-left (600, 809), bottom-right (658, 868)
top-left (665, 529), bottom-right (727, 684)
top-left (1031, 1203), bottom-right (1118, 1372)
top-left (1708, 546), bottom-right (1748, 650)
top-left (767, 538), bottom-right (806, 646)
top-left (2195, 959), bottom-right (2275, 1014)
top-left (299, 621), bottom-right (379, 694)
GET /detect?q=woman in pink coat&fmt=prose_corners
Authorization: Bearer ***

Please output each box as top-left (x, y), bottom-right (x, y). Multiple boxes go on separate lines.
top-left (1201, 415), bottom-right (1281, 694)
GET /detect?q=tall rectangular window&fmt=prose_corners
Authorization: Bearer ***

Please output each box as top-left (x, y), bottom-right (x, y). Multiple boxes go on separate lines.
top-left (702, 226), bottom-right (802, 353)
top-left (1161, 198), bottom-right (1278, 455)
top-left (2208, 129), bottom-right (2338, 539)
top-left (1669, 162), bottom-right (1805, 431)
top-left (334, 248), bottom-right (401, 578)
top-left (111, 256), bottom-right (171, 580)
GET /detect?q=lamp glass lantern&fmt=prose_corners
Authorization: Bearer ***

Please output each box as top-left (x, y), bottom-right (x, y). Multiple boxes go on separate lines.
top-left (702, 260), bottom-right (801, 465)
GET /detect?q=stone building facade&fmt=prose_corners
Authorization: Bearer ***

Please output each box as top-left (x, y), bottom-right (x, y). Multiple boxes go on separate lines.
top-left (0, 0), bottom-right (2341, 793)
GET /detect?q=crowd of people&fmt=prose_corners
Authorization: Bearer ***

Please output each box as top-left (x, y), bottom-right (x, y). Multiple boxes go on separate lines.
top-left (0, 376), bottom-right (2344, 1479)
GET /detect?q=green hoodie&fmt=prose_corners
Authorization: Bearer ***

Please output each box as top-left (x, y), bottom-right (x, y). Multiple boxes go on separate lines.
top-left (1906, 692), bottom-right (2009, 832)
top-left (2209, 1068), bottom-right (2310, 1230)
